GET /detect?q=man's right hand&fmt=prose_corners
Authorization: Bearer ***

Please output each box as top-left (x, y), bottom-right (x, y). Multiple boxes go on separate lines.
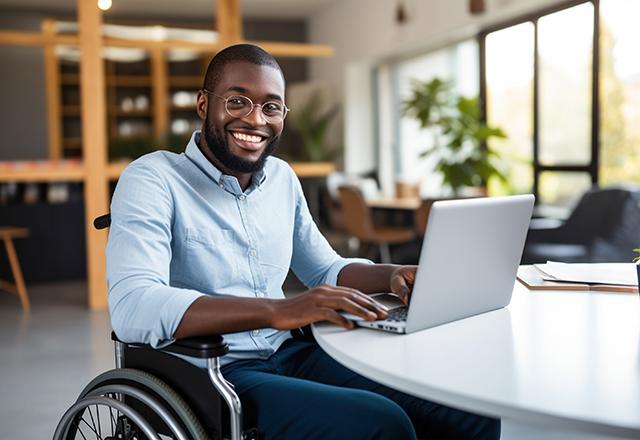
top-left (270, 284), bottom-right (388, 330)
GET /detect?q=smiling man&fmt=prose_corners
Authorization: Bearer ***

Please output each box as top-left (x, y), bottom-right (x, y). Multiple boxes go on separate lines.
top-left (106, 44), bottom-right (499, 439)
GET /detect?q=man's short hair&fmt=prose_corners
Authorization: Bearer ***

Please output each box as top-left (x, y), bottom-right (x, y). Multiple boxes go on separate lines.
top-left (202, 44), bottom-right (284, 91)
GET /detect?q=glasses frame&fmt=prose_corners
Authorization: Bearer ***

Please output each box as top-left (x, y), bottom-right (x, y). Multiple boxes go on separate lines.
top-left (202, 89), bottom-right (290, 123)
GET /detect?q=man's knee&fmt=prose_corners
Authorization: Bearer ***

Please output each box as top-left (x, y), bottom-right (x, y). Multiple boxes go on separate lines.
top-left (348, 391), bottom-right (417, 440)
top-left (473, 416), bottom-right (500, 440)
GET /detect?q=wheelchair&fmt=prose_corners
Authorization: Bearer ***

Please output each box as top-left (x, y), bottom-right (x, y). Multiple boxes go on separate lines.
top-left (53, 214), bottom-right (259, 440)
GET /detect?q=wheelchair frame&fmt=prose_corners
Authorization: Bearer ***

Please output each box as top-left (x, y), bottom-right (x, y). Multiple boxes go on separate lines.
top-left (54, 214), bottom-right (250, 440)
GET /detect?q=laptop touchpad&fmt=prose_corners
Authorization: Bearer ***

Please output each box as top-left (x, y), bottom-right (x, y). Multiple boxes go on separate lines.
top-left (370, 292), bottom-right (406, 310)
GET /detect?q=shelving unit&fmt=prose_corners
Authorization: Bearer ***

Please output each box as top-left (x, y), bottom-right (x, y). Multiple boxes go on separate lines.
top-left (49, 27), bottom-right (214, 160)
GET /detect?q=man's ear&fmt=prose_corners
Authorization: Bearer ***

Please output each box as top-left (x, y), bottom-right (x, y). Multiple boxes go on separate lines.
top-left (196, 90), bottom-right (208, 120)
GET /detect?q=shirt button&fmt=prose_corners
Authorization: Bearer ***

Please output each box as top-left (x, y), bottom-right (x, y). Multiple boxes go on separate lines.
top-left (218, 183), bottom-right (224, 189)
top-left (249, 249), bottom-right (257, 257)
top-left (252, 330), bottom-right (260, 336)
top-left (238, 194), bottom-right (246, 201)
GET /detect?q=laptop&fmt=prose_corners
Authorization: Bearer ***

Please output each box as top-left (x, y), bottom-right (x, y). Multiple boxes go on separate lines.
top-left (346, 194), bottom-right (535, 334)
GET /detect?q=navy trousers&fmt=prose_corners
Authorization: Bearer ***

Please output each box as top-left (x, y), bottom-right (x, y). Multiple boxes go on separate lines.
top-left (222, 339), bottom-right (500, 439)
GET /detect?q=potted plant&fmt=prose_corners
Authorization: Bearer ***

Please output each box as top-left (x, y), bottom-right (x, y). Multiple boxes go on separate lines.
top-left (403, 77), bottom-right (507, 195)
top-left (289, 89), bottom-right (341, 162)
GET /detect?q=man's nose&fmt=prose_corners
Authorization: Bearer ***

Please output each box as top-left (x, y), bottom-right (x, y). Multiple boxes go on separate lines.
top-left (242, 105), bottom-right (268, 126)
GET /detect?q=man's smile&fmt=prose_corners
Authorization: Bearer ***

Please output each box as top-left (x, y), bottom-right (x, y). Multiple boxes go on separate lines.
top-left (228, 129), bottom-right (270, 153)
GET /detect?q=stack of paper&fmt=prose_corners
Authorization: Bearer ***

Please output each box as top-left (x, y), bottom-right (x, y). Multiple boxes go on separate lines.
top-left (517, 261), bottom-right (639, 293)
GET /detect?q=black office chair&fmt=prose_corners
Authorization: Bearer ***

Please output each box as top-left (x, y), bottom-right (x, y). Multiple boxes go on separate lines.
top-left (54, 213), bottom-right (257, 440)
top-left (522, 187), bottom-right (638, 264)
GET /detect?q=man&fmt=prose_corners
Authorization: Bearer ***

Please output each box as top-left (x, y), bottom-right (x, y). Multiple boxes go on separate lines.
top-left (107, 44), bottom-right (499, 439)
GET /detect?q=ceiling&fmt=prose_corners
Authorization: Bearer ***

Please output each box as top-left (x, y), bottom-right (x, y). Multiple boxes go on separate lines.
top-left (0, 0), bottom-right (339, 20)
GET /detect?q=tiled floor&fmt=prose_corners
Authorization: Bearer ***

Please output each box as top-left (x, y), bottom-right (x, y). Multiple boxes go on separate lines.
top-left (0, 280), bottom-right (622, 440)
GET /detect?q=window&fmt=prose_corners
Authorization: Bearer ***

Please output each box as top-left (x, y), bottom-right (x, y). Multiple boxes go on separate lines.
top-left (600, 0), bottom-right (640, 186)
top-left (375, 0), bottom-right (640, 205)
top-left (485, 23), bottom-right (534, 196)
top-left (483, 1), bottom-right (598, 207)
top-left (377, 40), bottom-right (478, 196)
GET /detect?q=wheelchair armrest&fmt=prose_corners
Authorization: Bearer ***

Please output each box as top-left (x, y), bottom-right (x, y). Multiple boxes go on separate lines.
top-left (111, 331), bottom-right (229, 359)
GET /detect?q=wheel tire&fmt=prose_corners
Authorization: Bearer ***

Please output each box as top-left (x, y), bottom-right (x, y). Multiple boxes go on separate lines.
top-left (75, 368), bottom-right (210, 440)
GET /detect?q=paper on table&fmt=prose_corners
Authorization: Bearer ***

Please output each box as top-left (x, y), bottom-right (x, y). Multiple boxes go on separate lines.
top-left (534, 261), bottom-right (638, 286)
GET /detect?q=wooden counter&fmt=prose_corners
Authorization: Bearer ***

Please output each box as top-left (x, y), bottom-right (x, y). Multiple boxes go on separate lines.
top-left (0, 160), bottom-right (129, 182)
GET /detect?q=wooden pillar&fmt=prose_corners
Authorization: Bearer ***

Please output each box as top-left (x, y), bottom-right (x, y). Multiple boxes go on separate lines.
top-left (42, 19), bottom-right (62, 160)
top-left (78, 0), bottom-right (109, 309)
top-left (150, 48), bottom-right (168, 140)
top-left (217, 0), bottom-right (243, 46)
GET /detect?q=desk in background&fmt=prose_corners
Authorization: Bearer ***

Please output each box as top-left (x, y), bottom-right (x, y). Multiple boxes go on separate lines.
top-left (313, 282), bottom-right (640, 439)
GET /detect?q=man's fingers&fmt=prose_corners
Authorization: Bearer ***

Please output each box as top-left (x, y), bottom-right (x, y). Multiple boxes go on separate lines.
top-left (321, 308), bottom-right (354, 329)
top-left (391, 277), bottom-right (411, 304)
top-left (329, 286), bottom-right (388, 315)
top-left (322, 297), bottom-right (382, 321)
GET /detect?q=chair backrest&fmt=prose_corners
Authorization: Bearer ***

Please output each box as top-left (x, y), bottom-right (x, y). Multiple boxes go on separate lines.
top-left (562, 187), bottom-right (631, 244)
top-left (338, 185), bottom-right (375, 240)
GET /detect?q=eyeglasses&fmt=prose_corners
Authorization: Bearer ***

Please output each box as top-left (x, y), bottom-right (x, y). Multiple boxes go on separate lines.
top-left (202, 89), bottom-right (290, 123)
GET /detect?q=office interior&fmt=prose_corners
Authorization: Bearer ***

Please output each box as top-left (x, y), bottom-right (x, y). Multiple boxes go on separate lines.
top-left (0, 0), bottom-right (638, 439)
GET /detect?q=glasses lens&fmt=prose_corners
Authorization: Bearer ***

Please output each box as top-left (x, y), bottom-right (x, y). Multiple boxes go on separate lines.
top-left (225, 95), bottom-right (252, 117)
top-left (261, 102), bottom-right (285, 120)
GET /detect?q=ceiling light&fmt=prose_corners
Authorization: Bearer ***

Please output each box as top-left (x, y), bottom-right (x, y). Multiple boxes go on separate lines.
top-left (97, 0), bottom-right (112, 11)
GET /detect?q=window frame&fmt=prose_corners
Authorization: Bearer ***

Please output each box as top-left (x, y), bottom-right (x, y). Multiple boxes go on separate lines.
top-left (478, 0), bottom-right (600, 199)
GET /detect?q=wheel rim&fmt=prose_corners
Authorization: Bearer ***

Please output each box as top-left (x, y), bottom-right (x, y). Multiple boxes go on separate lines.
top-left (54, 395), bottom-right (161, 440)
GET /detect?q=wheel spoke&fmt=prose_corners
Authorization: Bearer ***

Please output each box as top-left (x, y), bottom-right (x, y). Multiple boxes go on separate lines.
top-left (95, 405), bottom-right (102, 438)
top-left (79, 413), bottom-right (103, 439)
top-left (71, 418), bottom-right (89, 440)
top-left (87, 405), bottom-right (99, 438)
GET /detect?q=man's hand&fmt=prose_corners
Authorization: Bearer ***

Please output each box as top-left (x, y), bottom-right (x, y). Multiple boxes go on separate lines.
top-left (270, 285), bottom-right (389, 330)
top-left (389, 265), bottom-right (418, 304)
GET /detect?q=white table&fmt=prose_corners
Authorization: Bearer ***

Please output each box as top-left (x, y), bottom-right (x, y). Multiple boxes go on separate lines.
top-left (312, 283), bottom-right (640, 439)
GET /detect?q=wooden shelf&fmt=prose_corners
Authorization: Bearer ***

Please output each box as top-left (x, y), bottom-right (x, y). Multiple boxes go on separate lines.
top-left (111, 108), bottom-right (153, 117)
top-left (170, 105), bottom-right (197, 111)
top-left (61, 73), bottom-right (151, 87)
top-left (289, 162), bottom-right (336, 178)
top-left (169, 76), bottom-right (203, 88)
top-left (62, 105), bottom-right (81, 116)
top-left (63, 137), bottom-right (82, 149)
top-left (108, 75), bottom-right (151, 87)
top-left (0, 160), bottom-right (131, 182)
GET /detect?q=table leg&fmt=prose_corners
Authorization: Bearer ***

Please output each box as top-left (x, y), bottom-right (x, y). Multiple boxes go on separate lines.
top-left (3, 237), bottom-right (30, 311)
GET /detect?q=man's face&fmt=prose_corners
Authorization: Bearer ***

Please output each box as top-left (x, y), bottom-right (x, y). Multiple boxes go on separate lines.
top-left (200, 61), bottom-right (285, 174)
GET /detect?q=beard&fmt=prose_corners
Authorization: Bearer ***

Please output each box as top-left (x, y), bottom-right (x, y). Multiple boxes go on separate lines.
top-left (203, 117), bottom-right (280, 174)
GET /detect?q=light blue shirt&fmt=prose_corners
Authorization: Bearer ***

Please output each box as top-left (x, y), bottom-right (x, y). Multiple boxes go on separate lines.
top-left (106, 131), bottom-right (370, 367)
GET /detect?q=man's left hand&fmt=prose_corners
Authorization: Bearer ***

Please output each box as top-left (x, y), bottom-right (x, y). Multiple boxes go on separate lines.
top-left (389, 265), bottom-right (418, 304)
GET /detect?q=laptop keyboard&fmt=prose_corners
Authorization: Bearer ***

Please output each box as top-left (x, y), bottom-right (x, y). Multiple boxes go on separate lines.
top-left (386, 306), bottom-right (408, 322)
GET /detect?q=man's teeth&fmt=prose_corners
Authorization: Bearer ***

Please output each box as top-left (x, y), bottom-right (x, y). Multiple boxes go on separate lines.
top-left (232, 132), bottom-right (263, 143)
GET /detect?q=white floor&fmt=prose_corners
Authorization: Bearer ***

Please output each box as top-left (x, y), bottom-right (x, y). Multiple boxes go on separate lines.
top-left (0, 281), bottom-right (623, 440)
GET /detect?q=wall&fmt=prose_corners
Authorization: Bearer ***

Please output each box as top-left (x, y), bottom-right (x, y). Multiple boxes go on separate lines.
top-left (308, 0), bottom-right (561, 174)
top-left (0, 12), bottom-right (49, 160)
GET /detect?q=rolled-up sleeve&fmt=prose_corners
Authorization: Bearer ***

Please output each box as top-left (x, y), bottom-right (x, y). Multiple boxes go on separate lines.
top-left (107, 162), bottom-right (203, 347)
top-left (289, 172), bottom-right (372, 287)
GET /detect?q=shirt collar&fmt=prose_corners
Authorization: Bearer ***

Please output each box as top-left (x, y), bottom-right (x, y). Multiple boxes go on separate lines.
top-left (185, 130), bottom-right (267, 193)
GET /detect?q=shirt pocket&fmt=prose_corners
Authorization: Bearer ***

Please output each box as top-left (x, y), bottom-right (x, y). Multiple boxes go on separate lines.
top-left (183, 227), bottom-right (238, 292)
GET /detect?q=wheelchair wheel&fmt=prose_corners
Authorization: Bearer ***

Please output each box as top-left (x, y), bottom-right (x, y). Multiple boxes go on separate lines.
top-left (54, 368), bottom-right (210, 440)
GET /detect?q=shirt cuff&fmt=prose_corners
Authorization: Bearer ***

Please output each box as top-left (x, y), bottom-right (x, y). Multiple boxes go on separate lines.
top-left (323, 257), bottom-right (374, 286)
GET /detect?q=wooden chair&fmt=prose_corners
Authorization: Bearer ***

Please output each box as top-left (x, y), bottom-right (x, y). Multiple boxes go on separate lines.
top-left (0, 227), bottom-right (30, 311)
top-left (338, 186), bottom-right (415, 263)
